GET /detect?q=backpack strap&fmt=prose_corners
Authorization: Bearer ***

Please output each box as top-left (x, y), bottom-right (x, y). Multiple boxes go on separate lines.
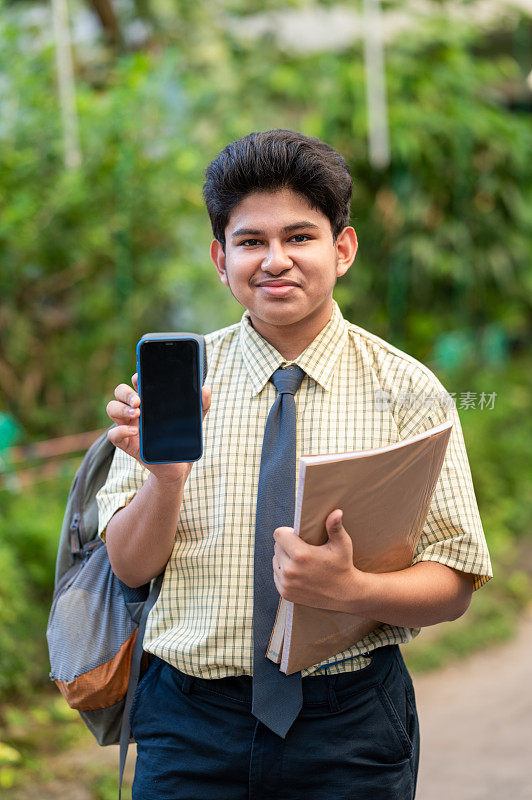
top-left (118, 571), bottom-right (164, 799)
top-left (118, 333), bottom-right (207, 799)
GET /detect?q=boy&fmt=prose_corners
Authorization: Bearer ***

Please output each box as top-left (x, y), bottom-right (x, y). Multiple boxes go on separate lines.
top-left (97, 129), bottom-right (493, 799)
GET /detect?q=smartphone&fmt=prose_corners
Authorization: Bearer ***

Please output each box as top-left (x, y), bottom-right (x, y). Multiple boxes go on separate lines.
top-left (136, 333), bottom-right (204, 464)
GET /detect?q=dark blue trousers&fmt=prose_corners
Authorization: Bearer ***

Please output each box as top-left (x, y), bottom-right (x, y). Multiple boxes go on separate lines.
top-left (130, 644), bottom-right (420, 800)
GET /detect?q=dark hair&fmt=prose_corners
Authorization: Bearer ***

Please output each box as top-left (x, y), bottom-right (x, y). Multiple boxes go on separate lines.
top-left (202, 129), bottom-right (352, 250)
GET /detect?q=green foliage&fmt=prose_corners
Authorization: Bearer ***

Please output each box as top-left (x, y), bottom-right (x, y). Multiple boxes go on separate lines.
top-left (1, 5), bottom-right (531, 437)
top-left (402, 349), bottom-right (532, 673)
top-left (0, 0), bottom-right (531, 748)
top-left (443, 351), bottom-right (532, 558)
top-left (0, 17), bottom-right (242, 438)
top-left (403, 591), bottom-right (519, 674)
top-left (0, 472), bottom-right (76, 698)
top-left (0, 691), bottom-right (117, 797)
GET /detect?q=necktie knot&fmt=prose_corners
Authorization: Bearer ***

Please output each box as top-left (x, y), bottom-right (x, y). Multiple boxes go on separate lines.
top-left (270, 366), bottom-right (305, 396)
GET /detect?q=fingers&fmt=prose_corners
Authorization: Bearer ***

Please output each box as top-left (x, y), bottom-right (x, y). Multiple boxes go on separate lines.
top-left (106, 381), bottom-right (140, 457)
top-left (106, 377), bottom-right (211, 456)
top-left (107, 398), bottom-right (139, 418)
top-left (107, 382), bottom-right (139, 450)
top-left (116, 382), bottom-right (140, 407)
top-left (107, 424), bottom-right (138, 448)
top-left (106, 382), bottom-right (140, 423)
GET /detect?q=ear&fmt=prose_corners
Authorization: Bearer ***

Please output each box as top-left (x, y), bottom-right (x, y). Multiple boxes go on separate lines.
top-left (210, 239), bottom-right (229, 286)
top-left (335, 226), bottom-right (358, 279)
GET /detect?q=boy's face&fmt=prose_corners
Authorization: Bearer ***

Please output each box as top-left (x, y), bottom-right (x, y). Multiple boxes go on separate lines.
top-left (210, 188), bottom-right (357, 346)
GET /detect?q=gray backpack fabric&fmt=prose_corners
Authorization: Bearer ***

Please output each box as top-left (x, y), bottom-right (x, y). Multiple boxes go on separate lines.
top-left (47, 334), bottom-right (206, 797)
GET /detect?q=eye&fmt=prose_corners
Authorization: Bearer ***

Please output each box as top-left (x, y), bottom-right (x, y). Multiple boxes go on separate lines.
top-left (241, 239), bottom-right (262, 247)
top-left (290, 234), bottom-right (310, 242)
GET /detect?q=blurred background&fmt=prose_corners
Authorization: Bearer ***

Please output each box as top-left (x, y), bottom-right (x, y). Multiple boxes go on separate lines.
top-left (0, 0), bottom-right (531, 797)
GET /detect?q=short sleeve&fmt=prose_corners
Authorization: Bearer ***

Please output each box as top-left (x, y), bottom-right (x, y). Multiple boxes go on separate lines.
top-left (96, 446), bottom-right (150, 541)
top-left (392, 366), bottom-right (493, 592)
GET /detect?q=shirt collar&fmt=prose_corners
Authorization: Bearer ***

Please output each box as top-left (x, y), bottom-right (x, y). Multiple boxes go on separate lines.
top-left (239, 298), bottom-right (348, 397)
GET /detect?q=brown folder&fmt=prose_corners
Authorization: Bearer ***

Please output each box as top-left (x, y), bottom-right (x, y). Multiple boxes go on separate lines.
top-left (266, 420), bottom-right (453, 674)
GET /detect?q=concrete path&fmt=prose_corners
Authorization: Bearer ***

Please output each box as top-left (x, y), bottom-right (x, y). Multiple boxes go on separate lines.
top-left (413, 605), bottom-right (532, 799)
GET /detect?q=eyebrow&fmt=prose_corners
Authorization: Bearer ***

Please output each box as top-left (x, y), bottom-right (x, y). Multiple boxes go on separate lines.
top-left (231, 221), bottom-right (320, 239)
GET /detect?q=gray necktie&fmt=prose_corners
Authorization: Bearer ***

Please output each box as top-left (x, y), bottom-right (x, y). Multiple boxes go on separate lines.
top-left (252, 365), bottom-right (306, 738)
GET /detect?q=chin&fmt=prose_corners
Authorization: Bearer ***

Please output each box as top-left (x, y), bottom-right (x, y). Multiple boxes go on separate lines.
top-left (253, 307), bottom-right (308, 326)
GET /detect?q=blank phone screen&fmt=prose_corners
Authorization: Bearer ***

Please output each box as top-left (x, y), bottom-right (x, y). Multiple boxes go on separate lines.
top-left (139, 339), bottom-right (202, 463)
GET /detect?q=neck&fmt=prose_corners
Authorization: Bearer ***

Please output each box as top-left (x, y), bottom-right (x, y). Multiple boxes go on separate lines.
top-left (248, 298), bottom-right (334, 360)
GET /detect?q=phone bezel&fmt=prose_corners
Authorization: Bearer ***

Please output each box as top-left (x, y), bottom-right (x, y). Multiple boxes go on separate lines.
top-left (136, 333), bottom-right (204, 465)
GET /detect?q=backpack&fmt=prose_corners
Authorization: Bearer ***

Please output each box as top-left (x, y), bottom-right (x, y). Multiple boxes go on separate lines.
top-left (46, 334), bottom-right (207, 797)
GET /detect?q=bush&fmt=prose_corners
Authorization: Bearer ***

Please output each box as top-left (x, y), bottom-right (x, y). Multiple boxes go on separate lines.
top-left (0, 472), bottom-right (75, 698)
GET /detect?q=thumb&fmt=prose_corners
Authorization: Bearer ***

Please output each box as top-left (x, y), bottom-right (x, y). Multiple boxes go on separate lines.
top-left (326, 509), bottom-right (345, 538)
top-left (325, 510), bottom-right (354, 559)
top-left (201, 385), bottom-right (211, 419)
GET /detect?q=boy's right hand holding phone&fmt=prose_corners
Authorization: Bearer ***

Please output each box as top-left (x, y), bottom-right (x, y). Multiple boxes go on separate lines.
top-left (103, 374), bottom-right (211, 586)
top-left (106, 372), bottom-right (211, 487)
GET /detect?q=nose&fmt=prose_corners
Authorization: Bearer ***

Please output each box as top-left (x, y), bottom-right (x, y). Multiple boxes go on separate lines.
top-left (261, 240), bottom-right (293, 273)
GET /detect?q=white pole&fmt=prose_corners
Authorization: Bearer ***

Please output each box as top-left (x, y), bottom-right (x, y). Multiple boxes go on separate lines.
top-left (50, 0), bottom-right (82, 168)
top-left (362, 0), bottom-right (390, 169)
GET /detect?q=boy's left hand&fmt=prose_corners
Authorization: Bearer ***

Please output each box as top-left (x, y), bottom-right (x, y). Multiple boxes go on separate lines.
top-left (272, 509), bottom-right (368, 612)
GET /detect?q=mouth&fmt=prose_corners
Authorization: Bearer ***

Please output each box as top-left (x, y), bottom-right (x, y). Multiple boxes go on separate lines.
top-left (256, 280), bottom-right (300, 297)
top-left (257, 284), bottom-right (299, 297)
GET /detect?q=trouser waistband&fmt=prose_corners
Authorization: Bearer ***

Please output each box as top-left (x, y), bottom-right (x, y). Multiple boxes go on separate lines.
top-left (157, 645), bottom-right (401, 712)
